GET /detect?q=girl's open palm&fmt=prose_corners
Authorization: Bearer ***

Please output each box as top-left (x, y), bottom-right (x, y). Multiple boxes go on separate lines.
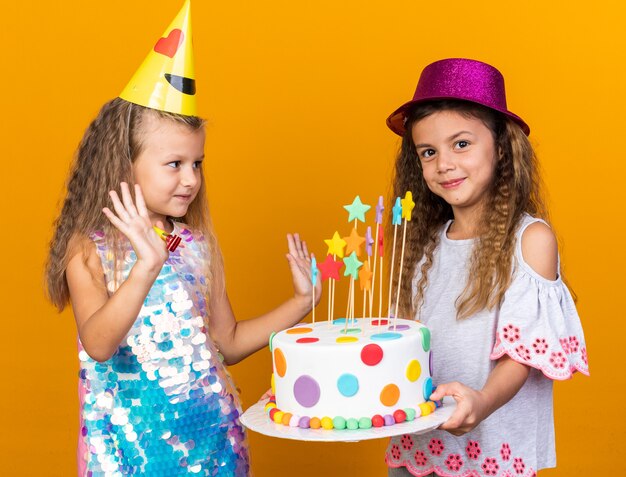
top-left (286, 233), bottom-right (322, 304)
top-left (102, 182), bottom-right (169, 274)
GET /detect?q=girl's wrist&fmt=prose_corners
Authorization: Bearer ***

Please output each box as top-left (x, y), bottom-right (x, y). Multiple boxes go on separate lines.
top-left (291, 294), bottom-right (313, 317)
top-left (130, 260), bottom-right (163, 282)
top-left (476, 388), bottom-right (497, 420)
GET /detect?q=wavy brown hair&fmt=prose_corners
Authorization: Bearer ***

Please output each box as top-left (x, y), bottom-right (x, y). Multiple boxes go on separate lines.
top-left (390, 100), bottom-right (551, 320)
top-left (46, 97), bottom-right (222, 311)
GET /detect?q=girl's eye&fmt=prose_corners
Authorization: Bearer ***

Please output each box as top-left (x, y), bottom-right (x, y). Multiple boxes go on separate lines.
top-left (167, 161), bottom-right (181, 168)
top-left (455, 140), bottom-right (470, 149)
top-left (419, 148), bottom-right (436, 160)
top-left (193, 161), bottom-right (203, 169)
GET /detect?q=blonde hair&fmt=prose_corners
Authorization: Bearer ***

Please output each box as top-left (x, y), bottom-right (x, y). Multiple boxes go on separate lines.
top-left (46, 97), bottom-right (222, 311)
top-left (390, 100), bottom-right (551, 320)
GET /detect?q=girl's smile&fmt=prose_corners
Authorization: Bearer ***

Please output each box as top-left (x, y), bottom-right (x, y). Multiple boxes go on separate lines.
top-left (440, 177), bottom-right (466, 189)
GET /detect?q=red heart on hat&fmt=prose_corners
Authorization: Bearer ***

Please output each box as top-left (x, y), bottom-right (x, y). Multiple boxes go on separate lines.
top-left (154, 29), bottom-right (184, 58)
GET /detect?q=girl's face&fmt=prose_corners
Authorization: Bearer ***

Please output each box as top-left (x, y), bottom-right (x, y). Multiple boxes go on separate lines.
top-left (411, 110), bottom-right (497, 217)
top-left (132, 113), bottom-right (205, 228)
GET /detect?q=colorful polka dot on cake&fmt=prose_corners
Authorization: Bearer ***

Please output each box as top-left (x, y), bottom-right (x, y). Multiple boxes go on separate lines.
top-left (274, 348), bottom-right (286, 377)
top-left (420, 327), bottom-right (431, 351)
top-left (286, 327), bottom-right (313, 335)
top-left (361, 343), bottom-right (383, 365)
top-left (406, 359), bottom-right (421, 382)
top-left (296, 337), bottom-right (319, 344)
top-left (423, 377), bottom-right (433, 401)
top-left (429, 351), bottom-right (433, 375)
top-left (337, 374), bottom-right (359, 397)
top-left (371, 332), bottom-right (402, 341)
top-left (336, 336), bottom-right (358, 343)
top-left (371, 319), bottom-right (388, 325)
top-left (293, 375), bottom-right (320, 407)
top-left (380, 384), bottom-right (400, 406)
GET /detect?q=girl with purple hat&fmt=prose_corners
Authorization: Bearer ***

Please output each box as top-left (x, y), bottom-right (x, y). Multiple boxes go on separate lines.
top-left (385, 58), bottom-right (588, 477)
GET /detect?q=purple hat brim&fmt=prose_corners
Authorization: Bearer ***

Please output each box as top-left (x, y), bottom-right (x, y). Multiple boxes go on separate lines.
top-left (386, 96), bottom-right (530, 137)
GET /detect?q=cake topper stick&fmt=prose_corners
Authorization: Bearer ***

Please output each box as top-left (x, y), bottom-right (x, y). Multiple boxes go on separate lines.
top-left (343, 196), bottom-right (369, 322)
top-left (343, 251), bottom-right (363, 332)
top-left (378, 224), bottom-right (385, 318)
top-left (370, 196), bottom-right (384, 318)
top-left (363, 286), bottom-right (367, 320)
top-left (343, 226), bottom-right (365, 320)
top-left (311, 256), bottom-right (318, 324)
top-left (387, 197), bottom-right (402, 321)
top-left (365, 226), bottom-right (374, 318)
top-left (394, 191), bottom-right (415, 328)
top-left (347, 279), bottom-right (354, 329)
top-left (358, 261), bottom-right (373, 325)
top-left (330, 274), bottom-right (337, 324)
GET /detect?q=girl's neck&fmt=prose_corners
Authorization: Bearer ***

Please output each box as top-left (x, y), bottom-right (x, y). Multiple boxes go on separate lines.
top-left (448, 207), bottom-right (483, 240)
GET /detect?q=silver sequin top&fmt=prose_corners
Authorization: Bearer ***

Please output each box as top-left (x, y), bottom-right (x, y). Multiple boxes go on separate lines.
top-left (78, 223), bottom-right (249, 476)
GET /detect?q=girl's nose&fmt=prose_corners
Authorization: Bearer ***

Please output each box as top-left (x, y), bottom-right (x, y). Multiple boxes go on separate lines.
top-left (181, 165), bottom-right (198, 188)
top-left (436, 151), bottom-right (455, 173)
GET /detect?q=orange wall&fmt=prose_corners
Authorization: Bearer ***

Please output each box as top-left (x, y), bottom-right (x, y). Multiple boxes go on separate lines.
top-left (1, 0), bottom-right (623, 475)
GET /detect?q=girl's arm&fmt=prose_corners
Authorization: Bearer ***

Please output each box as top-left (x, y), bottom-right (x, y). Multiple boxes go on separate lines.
top-left (431, 221), bottom-right (558, 435)
top-left (208, 234), bottom-right (321, 365)
top-left (66, 183), bottom-right (168, 362)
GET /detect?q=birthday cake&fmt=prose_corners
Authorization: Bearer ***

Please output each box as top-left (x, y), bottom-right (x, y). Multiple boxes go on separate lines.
top-left (265, 317), bottom-right (436, 430)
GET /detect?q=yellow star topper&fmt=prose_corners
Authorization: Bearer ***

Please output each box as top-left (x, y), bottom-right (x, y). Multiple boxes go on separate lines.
top-left (324, 231), bottom-right (347, 258)
top-left (401, 191), bottom-right (415, 221)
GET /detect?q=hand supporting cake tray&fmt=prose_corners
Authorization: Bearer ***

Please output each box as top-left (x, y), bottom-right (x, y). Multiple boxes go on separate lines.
top-left (240, 396), bottom-right (456, 442)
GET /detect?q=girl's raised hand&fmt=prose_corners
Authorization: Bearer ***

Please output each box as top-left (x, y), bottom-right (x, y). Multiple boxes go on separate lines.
top-left (102, 182), bottom-right (169, 275)
top-left (285, 233), bottom-right (322, 306)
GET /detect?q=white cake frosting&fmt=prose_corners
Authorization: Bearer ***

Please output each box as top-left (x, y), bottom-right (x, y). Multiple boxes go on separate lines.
top-left (270, 318), bottom-right (433, 423)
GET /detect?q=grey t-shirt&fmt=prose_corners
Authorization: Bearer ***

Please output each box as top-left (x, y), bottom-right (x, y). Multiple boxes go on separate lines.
top-left (386, 214), bottom-right (588, 476)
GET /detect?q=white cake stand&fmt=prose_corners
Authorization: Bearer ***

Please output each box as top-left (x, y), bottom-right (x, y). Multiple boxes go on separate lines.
top-left (240, 397), bottom-right (456, 443)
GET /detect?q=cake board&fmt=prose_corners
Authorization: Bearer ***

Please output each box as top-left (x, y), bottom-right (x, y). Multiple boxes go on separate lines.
top-left (240, 396), bottom-right (456, 443)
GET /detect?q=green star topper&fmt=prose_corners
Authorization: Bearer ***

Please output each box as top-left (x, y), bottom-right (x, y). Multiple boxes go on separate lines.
top-left (343, 195), bottom-right (371, 223)
top-left (343, 251), bottom-right (363, 279)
